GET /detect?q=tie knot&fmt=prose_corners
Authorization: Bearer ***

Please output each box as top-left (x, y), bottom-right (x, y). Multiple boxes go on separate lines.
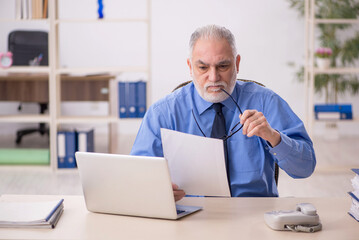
top-left (213, 103), bottom-right (223, 113)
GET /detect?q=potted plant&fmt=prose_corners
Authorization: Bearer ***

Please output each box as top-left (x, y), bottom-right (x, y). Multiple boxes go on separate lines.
top-left (315, 47), bottom-right (332, 69)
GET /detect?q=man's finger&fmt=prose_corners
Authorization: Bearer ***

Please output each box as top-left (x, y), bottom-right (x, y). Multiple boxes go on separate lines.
top-left (173, 189), bottom-right (185, 202)
top-left (172, 183), bottom-right (179, 190)
top-left (240, 110), bottom-right (257, 125)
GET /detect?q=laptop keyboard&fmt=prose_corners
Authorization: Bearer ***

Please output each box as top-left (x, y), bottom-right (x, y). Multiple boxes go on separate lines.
top-left (176, 209), bottom-right (186, 214)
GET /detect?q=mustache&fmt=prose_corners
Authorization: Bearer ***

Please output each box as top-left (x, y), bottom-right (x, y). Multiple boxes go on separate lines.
top-left (204, 82), bottom-right (228, 91)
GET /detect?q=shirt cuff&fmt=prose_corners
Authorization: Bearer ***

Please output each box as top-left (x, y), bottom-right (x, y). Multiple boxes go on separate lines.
top-left (267, 132), bottom-right (292, 161)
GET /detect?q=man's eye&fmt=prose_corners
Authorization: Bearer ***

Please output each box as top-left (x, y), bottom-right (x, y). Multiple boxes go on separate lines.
top-left (198, 66), bottom-right (208, 70)
top-left (218, 65), bottom-right (229, 70)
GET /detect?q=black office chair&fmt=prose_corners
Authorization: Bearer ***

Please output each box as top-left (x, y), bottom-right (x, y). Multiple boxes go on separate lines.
top-left (172, 79), bottom-right (280, 186)
top-left (9, 31), bottom-right (50, 145)
top-left (15, 103), bottom-right (49, 144)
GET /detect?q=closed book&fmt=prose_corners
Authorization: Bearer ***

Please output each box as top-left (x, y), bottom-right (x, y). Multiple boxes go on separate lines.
top-left (136, 81), bottom-right (146, 118)
top-left (76, 129), bottom-right (94, 152)
top-left (15, 0), bottom-right (22, 19)
top-left (22, 0), bottom-right (28, 19)
top-left (0, 199), bottom-right (64, 228)
top-left (118, 82), bottom-right (127, 118)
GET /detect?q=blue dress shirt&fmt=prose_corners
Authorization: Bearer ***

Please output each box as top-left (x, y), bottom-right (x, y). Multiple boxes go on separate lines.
top-left (130, 81), bottom-right (316, 197)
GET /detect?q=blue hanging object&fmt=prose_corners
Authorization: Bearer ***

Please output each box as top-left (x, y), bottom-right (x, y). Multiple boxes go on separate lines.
top-left (98, 0), bottom-right (104, 19)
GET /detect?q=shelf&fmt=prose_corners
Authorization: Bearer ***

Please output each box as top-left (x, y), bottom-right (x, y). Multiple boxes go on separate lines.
top-left (117, 118), bottom-right (144, 123)
top-left (56, 66), bottom-right (148, 75)
top-left (0, 115), bottom-right (51, 123)
top-left (57, 116), bottom-right (145, 124)
top-left (55, 18), bottom-right (149, 24)
top-left (0, 165), bottom-right (52, 171)
top-left (304, 1), bottom-right (359, 136)
top-left (0, 19), bottom-right (49, 23)
top-left (314, 117), bottom-right (359, 123)
top-left (313, 18), bottom-right (359, 24)
top-left (1, 0), bottom-right (152, 171)
top-left (57, 116), bottom-right (118, 124)
top-left (0, 66), bottom-right (50, 74)
top-left (312, 67), bottom-right (359, 75)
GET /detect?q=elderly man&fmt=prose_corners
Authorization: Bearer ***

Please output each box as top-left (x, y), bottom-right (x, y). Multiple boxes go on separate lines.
top-left (131, 25), bottom-right (316, 200)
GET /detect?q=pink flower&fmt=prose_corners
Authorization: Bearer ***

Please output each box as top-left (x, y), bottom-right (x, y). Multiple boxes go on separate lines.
top-left (315, 47), bottom-right (332, 58)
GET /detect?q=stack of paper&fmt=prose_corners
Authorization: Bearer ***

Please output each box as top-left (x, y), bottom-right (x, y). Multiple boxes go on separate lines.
top-left (348, 169), bottom-right (359, 222)
top-left (0, 199), bottom-right (64, 228)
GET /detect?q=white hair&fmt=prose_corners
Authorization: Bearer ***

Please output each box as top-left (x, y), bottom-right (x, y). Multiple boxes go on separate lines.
top-left (189, 25), bottom-right (237, 59)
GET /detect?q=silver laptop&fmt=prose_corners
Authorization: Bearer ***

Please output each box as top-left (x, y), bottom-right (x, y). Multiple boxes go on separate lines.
top-left (75, 152), bottom-right (202, 220)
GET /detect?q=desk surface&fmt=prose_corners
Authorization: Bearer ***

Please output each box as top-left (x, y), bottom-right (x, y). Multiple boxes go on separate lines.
top-left (0, 195), bottom-right (357, 240)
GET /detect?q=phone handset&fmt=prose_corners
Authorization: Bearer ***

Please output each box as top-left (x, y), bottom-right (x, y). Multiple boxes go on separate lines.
top-left (264, 203), bottom-right (322, 233)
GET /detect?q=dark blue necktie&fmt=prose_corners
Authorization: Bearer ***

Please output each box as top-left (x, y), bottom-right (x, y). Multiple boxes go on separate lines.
top-left (211, 103), bottom-right (226, 139)
top-left (211, 103), bottom-right (231, 195)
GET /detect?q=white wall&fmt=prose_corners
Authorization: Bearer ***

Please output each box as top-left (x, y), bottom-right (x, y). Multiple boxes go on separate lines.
top-left (1, 0), bottom-right (358, 151)
top-left (151, 0), bottom-right (306, 116)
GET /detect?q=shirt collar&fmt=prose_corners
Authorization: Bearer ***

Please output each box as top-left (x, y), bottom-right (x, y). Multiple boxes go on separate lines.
top-left (193, 82), bottom-right (239, 115)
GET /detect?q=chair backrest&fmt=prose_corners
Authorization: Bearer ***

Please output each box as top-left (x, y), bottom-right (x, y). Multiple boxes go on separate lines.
top-left (172, 79), bottom-right (279, 186)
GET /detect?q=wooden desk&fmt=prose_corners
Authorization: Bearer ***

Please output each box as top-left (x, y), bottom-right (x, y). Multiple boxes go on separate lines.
top-left (0, 195), bottom-right (357, 240)
top-left (0, 73), bottom-right (114, 102)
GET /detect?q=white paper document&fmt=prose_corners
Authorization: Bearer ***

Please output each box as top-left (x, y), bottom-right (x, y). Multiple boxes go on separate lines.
top-left (161, 128), bottom-right (230, 197)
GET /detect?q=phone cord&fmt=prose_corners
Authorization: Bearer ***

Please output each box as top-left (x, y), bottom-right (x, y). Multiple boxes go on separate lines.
top-left (286, 223), bottom-right (322, 233)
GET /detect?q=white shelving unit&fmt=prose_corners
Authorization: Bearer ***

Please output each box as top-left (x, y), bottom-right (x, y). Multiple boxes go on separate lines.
top-left (0, 0), bottom-right (152, 170)
top-left (304, 0), bottom-right (359, 136)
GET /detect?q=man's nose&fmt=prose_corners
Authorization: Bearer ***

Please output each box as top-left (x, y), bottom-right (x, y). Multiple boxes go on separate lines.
top-left (208, 67), bottom-right (220, 82)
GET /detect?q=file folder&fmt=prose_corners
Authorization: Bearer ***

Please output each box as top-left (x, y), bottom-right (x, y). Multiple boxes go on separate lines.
top-left (136, 81), bottom-right (147, 118)
top-left (57, 131), bottom-right (76, 168)
top-left (314, 104), bottom-right (352, 120)
top-left (118, 82), bottom-right (127, 118)
top-left (76, 129), bottom-right (94, 153)
top-left (127, 82), bottom-right (137, 118)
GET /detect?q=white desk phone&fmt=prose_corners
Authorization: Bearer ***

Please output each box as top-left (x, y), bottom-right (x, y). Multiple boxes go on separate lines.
top-left (264, 203), bottom-right (322, 233)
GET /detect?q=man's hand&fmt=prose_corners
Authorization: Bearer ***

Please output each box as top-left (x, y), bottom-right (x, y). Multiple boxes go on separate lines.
top-left (240, 109), bottom-right (281, 147)
top-left (172, 183), bottom-right (185, 202)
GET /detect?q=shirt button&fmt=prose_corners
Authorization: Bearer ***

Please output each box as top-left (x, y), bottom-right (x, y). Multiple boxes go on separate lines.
top-left (273, 153), bottom-right (277, 156)
top-left (265, 146), bottom-right (269, 150)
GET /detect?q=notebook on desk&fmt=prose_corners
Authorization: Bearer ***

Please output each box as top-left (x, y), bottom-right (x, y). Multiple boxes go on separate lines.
top-left (75, 152), bottom-right (202, 220)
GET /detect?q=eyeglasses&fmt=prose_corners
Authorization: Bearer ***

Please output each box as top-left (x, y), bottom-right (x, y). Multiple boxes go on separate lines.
top-left (192, 88), bottom-right (244, 141)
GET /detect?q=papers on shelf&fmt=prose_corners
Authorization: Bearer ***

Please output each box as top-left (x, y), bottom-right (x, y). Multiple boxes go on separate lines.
top-left (348, 169), bottom-right (359, 222)
top-left (161, 128), bottom-right (230, 197)
top-left (349, 197), bottom-right (359, 222)
top-left (0, 199), bottom-right (64, 228)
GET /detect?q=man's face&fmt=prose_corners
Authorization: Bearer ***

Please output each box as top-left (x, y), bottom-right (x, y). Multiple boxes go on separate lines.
top-left (187, 38), bottom-right (240, 103)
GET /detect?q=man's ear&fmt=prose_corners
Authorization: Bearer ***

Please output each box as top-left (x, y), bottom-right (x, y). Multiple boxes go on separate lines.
top-left (236, 54), bottom-right (241, 73)
top-left (187, 58), bottom-right (193, 76)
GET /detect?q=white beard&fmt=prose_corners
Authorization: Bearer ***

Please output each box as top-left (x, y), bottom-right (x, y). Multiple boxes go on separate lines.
top-left (193, 70), bottom-right (237, 103)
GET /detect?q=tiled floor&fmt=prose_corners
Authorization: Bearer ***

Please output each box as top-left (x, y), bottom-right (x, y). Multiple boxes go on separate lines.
top-left (0, 135), bottom-right (358, 197)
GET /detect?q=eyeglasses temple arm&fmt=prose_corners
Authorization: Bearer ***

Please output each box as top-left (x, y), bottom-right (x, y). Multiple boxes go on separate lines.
top-left (192, 109), bottom-right (206, 137)
top-left (220, 88), bottom-right (243, 115)
top-left (224, 125), bottom-right (243, 141)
